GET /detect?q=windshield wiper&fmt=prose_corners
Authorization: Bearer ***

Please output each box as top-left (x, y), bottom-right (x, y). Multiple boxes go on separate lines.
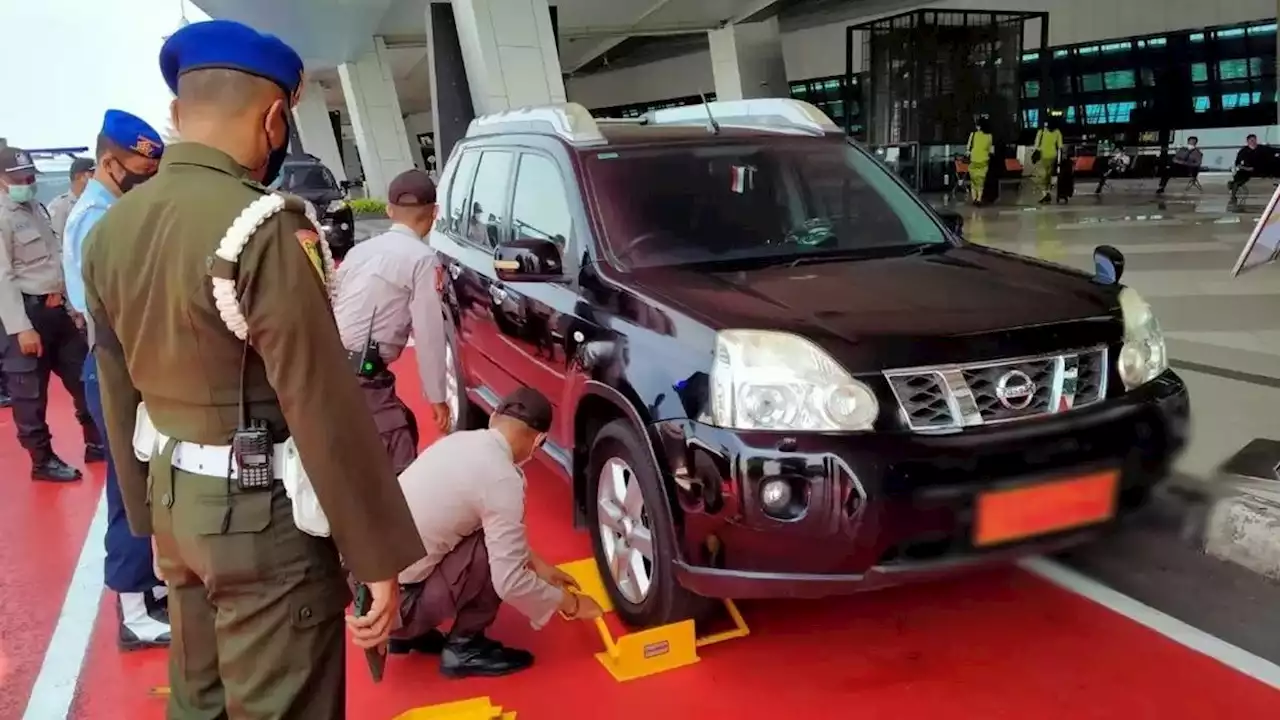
top-left (784, 243), bottom-right (947, 268)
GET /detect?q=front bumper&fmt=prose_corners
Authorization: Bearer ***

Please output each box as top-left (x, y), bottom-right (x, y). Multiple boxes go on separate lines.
top-left (653, 370), bottom-right (1189, 599)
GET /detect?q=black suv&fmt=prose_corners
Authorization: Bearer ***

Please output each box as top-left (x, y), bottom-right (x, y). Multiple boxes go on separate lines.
top-left (278, 154), bottom-right (356, 259)
top-left (429, 101), bottom-right (1190, 628)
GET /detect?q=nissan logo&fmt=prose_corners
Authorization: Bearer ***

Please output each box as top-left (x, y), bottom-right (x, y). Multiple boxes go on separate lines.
top-left (995, 370), bottom-right (1036, 410)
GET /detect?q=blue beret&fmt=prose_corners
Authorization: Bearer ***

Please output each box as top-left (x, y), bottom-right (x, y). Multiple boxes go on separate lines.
top-left (101, 110), bottom-right (164, 160)
top-left (160, 20), bottom-right (304, 99)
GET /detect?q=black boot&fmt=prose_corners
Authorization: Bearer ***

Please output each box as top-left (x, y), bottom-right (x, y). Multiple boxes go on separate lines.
top-left (389, 628), bottom-right (447, 655)
top-left (118, 592), bottom-right (170, 651)
top-left (32, 453), bottom-right (82, 482)
top-left (145, 587), bottom-right (169, 625)
top-left (84, 443), bottom-right (106, 463)
top-left (440, 634), bottom-right (534, 679)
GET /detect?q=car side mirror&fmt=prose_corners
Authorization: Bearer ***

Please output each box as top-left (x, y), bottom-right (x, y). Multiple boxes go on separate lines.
top-left (937, 208), bottom-right (964, 238)
top-left (1093, 245), bottom-right (1125, 284)
top-left (494, 237), bottom-right (565, 282)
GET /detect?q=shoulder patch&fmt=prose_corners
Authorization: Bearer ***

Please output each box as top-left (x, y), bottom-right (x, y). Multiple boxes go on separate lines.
top-left (296, 229), bottom-right (326, 282)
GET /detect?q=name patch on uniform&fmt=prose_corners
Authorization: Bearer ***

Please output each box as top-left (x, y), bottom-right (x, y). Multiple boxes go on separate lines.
top-left (296, 229), bottom-right (325, 282)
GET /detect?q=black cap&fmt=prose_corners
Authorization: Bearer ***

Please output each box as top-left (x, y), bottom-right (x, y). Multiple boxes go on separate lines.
top-left (69, 157), bottom-right (96, 177)
top-left (387, 169), bottom-right (436, 207)
top-left (0, 146), bottom-right (36, 176)
top-left (494, 387), bottom-right (553, 433)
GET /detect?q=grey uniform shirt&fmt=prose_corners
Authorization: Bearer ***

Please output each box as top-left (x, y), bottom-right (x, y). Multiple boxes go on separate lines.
top-left (332, 223), bottom-right (448, 402)
top-left (398, 429), bottom-right (566, 628)
top-left (0, 194), bottom-right (63, 334)
top-left (48, 191), bottom-right (76, 240)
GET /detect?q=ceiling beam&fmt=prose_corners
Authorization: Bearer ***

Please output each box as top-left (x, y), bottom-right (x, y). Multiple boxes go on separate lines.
top-left (732, 0), bottom-right (790, 24)
top-left (561, 23), bottom-right (720, 41)
top-left (563, 0), bottom-right (683, 74)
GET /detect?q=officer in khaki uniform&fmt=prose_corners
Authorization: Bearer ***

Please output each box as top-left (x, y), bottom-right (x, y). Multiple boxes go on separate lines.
top-left (0, 146), bottom-right (103, 482)
top-left (81, 20), bottom-right (424, 718)
top-left (48, 157), bottom-right (96, 240)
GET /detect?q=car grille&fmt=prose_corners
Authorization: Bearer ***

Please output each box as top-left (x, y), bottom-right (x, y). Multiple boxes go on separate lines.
top-left (884, 347), bottom-right (1109, 431)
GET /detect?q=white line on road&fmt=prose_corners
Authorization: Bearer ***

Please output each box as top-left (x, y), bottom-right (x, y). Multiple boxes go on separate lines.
top-left (22, 489), bottom-right (107, 720)
top-left (1021, 556), bottom-right (1280, 691)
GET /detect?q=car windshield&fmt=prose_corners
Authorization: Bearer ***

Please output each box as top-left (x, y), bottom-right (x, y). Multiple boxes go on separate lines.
top-left (586, 138), bottom-right (948, 269)
top-left (279, 163), bottom-right (338, 192)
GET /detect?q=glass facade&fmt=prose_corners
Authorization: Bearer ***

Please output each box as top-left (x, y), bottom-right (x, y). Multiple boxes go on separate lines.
top-left (1018, 19), bottom-right (1277, 139)
top-left (593, 93), bottom-right (717, 119)
top-left (788, 74), bottom-right (867, 138)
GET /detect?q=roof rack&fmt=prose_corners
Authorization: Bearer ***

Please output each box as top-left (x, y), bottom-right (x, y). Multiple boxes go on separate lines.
top-left (643, 99), bottom-right (838, 136)
top-left (464, 98), bottom-right (839, 145)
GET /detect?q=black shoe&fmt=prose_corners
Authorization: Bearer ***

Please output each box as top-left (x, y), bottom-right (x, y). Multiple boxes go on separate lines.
top-left (32, 456), bottom-right (82, 482)
top-left (145, 588), bottom-right (169, 625)
top-left (440, 635), bottom-right (534, 679)
top-left (118, 592), bottom-right (170, 651)
top-left (0, 393), bottom-right (10, 409)
top-left (389, 628), bottom-right (447, 655)
top-left (84, 443), bottom-right (106, 463)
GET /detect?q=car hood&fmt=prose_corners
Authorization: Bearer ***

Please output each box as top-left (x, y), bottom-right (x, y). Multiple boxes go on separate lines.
top-left (625, 246), bottom-right (1122, 371)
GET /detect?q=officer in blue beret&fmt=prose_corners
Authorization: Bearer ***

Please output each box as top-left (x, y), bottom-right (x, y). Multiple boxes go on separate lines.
top-left (80, 19), bottom-right (422, 719)
top-left (64, 109), bottom-right (170, 651)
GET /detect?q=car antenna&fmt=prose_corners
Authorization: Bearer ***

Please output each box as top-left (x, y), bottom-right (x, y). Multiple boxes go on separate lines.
top-left (699, 93), bottom-right (721, 135)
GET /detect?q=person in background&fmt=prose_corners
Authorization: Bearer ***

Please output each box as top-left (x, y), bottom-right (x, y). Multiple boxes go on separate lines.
top-left (966, 114), bottom-right (993, 206)
top-left (0, 145), bottom-right (102, 482)
top-left (392, 387), bottom-right (604, 677)
top-left (63, 109), bottom-right (170, 650)
top-left (1033, 112), bottom-right (1064, 204)
top-left (48, 157), bottom-right (95, 240)
top-left (1157, 136), bottom-right (1204, 195)
top-left (331, 168), bottom-right (450, 473)
top-left (82, 20), bottom-right (423, 717)
top-left (1229, 133), bottom-right (1265, 196)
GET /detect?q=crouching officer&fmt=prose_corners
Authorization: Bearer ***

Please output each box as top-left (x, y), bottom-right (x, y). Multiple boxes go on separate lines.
top-left (81, 19), bottom-right (425, 718)
top-left (64, 109), bottom-right (170, 649)
top-left (332, 168), bottom-right (450, 473)
top-left (392, 387), bottom-right (603, 676)
top-left (0, 146), bottom-right (103, 481)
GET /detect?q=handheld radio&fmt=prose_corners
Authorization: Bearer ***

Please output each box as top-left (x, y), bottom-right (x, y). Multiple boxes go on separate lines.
top-left (231, 322), bottom-right (274, 492)
top-left (347, 306), bottom-right (386, 378)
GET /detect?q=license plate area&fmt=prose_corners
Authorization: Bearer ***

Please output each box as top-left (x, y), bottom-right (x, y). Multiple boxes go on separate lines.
top-left (974, 470), bottom-right (1119, 547)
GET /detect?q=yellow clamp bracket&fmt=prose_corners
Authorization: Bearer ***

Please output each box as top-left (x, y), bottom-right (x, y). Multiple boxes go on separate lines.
top-left (393, 696), bottom-right (516, 720)
top-left (556, 558), bottom-right (750, 683)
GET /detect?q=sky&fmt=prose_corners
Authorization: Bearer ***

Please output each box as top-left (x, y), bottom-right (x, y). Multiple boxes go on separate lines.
top-left (0, 0), bottom-right (211, 150)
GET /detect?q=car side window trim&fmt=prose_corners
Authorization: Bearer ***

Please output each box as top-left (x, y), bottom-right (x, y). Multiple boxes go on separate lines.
top-left (509, 150), bottom-right (579, 275)
top-left (457, 149), bottom-right (517, 254)
top-left (441, 148), bottom-right (481, 241)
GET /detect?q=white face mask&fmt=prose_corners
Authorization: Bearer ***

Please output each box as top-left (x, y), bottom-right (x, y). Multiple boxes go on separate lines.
top-left (516, 433), bottom-right (547, 467)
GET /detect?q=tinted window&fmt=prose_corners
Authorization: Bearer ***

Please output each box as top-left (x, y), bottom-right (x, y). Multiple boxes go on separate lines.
top-left (279, 163), bottom-right (337, 192)
top-left (464, 151), bottom-right (513, 249)
top-left (511, 154), bottom-right (572, 250)
top-left (585, 139), bottom-right (946, 269)
top-left (445, 151), bottom-right (481, 236)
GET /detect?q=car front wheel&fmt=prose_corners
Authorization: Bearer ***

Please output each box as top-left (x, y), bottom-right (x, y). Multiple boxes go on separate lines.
top-left (444, 333), bottom-right (484, 431)
top-left (586, 419), bottom-right (705, 628)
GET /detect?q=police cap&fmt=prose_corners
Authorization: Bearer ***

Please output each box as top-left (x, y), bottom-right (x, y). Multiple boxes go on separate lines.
top-left (0, 146), bottom-right (36, 180)
top-left (160, 19), bottom-right (305, 100)
top-left (69, 157), bottom-right (96, 177)
top-left (387, 169), bottom-right (437, 207)
top-left (494, 387), bottom-right (553, 433)
top-left (101, 109), bottom-right (164, 160)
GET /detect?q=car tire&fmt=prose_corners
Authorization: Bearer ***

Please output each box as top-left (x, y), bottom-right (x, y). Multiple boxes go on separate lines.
top-left (444, 332), bottom-right (485, 432)
top-left (586, 419), bottom-right (706, 628)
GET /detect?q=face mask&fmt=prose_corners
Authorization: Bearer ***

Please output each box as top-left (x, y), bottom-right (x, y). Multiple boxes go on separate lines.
top-left (113, 165), bottom-right (153, 194)
top-left (516, 433), bottom-right (547, 467)
top-left (7, 183), bottom-right (35, 204)
top-left (261, 114), bottom-right (292, 187)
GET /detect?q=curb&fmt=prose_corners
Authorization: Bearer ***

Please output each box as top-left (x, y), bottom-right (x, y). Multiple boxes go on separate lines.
top-left (1204, 484), bottom-right (1280, 581)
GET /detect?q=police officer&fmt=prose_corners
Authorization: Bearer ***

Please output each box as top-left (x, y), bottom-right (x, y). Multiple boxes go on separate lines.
top-left (49, 157), bottom-right (95, 240)
top-left (332, 168), bottom-right (449, 474)
top-left (0, 146), bottom-right (103, 481)
top-left (81, 20), bottom-right (423, 718)
top-left (64, 109), bottom-right (169, 650)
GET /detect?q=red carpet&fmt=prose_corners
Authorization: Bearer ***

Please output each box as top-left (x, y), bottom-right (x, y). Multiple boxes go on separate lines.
top-left (1, 353), bottom-right (1277, 718)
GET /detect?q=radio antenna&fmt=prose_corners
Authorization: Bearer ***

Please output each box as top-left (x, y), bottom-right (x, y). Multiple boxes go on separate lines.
top-left (699, 93), bottom-right (720, 135)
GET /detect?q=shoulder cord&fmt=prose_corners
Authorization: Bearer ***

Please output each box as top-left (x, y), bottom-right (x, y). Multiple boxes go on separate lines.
top-left (210, 192), bottom-right (336, 340)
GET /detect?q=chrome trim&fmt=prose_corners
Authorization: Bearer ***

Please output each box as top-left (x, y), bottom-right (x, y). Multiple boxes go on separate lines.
top-left (883, 345), bottom-right (1109, 432)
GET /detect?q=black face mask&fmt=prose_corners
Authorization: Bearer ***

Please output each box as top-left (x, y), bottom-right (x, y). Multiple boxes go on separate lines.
top-left (261, 116), bottom-right (292, 187)
top-left (113, 164), bottom-right (153, 194)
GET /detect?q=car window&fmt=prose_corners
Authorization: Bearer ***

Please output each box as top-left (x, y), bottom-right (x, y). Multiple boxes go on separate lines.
top-left (511, 153), bottom-right (572, 250)
top-left (584, 139), bottom-right (947, 270)
top-left (464, 151), bottom-right (514, 249)
top-left (279, 163), bottom-right (338, 192)
top-left (444, 151), bottom-right (481, 236)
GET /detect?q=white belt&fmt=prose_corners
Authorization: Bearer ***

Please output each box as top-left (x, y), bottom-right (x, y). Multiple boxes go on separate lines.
top-left (132, 404), bottom-right (286, 480)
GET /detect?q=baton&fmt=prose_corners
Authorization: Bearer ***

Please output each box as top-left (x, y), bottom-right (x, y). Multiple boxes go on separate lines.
top-left (353, 583), bottom-right (387, 683)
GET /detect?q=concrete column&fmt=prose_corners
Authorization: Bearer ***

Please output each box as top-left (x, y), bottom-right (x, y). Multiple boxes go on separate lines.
top-left (337, 36), bottom-right (416, 200)
top-left (449, 0), bottom-right (566, 115)
top-left (707, 18), bottom-right (789, 102)
top-left (293, 79), bottom-right (347, 182)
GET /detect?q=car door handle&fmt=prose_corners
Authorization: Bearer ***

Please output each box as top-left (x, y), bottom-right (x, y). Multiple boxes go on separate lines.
top-left (489, 285), bottom-right (508, 304)
top-left (448, 263), bottom-right (462, 279)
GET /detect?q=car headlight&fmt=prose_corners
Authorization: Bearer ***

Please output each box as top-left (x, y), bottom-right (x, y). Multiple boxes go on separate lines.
top-left (1117, 287), bottom-right (1167, 390)
top-left (326, 199), bottom-right (347, 214)
top-left (710, 329), bottom-right (879, 431)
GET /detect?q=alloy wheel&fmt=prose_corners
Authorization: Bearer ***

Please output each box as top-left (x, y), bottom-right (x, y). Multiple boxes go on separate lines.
top-left (444, 345), bottom-right (460, 429)
top-left (596, 457), bottom-right (654, 604)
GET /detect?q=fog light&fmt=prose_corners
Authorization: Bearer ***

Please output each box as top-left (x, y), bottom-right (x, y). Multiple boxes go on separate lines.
top-left (760, 479), bottom-right (792, 512)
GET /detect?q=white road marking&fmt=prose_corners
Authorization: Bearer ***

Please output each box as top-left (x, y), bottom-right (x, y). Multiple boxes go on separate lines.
top-left (1021, 556), bottom-right (1280, 690)
top-left (22, 489), bottom-right (107, 720)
